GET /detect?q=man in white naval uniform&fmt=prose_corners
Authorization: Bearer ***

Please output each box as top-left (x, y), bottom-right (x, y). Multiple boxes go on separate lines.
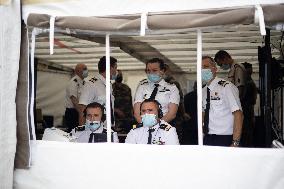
top-left (71, 102), bottom-right (119, 143)
top-left (202, 56), bottom-right (243, 147)
top-left (64, 63), bottom-right (88, 132)
top-left (126, 99), bottom-right (179, 145)
top-left (78, 56), bottom-right (117, 126)
top-left (133, 58), bottom-right (180, 124)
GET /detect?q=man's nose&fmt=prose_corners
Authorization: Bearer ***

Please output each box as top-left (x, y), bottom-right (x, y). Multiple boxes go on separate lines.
top-left (145, 110), bottom-right (152, 114)
top-left (89, 115), bottom-right (96, 121)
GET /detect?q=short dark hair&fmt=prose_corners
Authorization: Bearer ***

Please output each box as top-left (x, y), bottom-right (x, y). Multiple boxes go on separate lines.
top-left (145, 58), bottom-right (166, 71)
top-left (83, 102), bottom-right (104, 117)
top-left (214, 50), bottom-right (231, 62)
top-left (140, 98), bottom-right (163, 118)
top-left (98, 56), bottom-right (117, 73)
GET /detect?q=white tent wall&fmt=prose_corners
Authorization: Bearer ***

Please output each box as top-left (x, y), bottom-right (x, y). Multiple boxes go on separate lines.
top-left (0, 0), bottom-right (21, 188)
top-left (36, 70), bottom-right (71, 127)
top-left (13, 141), bottom-right (284, 189)
top-left (7, 0), bottom-right (284, 188)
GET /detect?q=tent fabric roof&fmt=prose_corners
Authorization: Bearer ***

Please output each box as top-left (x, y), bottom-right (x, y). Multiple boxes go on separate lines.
top-left (22, 0), bottom-right (284, 22)
top-left (27, 5), bottom-right (284, 32)
top-left (25, 4), bottom-right (284, 73)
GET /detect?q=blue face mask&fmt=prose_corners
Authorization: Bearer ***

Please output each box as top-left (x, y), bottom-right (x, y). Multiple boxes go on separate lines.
top-left (86, 120), bottom-right (101, 131)
top-left (111, 73), bottom-right (117, 80)
top-left (147, 74), bottom-right (161, 83)
top-left (201, 69), bottom-right (213, 83)
top-left (82, 69), bottom-right (88, 78)
top-left (221, 64), bottom-right (230, 70)
top-left (141, 114), bottom-right (157, 127)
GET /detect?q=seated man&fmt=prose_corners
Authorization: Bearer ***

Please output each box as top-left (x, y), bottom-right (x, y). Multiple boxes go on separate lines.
top-left (71, 102), bottom-right (119, 143)
top-left (125, 99), bottom-right (179, 145)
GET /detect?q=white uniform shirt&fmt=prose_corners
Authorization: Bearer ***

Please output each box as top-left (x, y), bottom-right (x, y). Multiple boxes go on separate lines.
top-left (71, 125), bottom-right (119, 143)
top-left (79, 74), bottom-right (115, 110)
top-left (202, 77), bottom-right (242, 135)
top-left (134, 79), bottom-right (180, 116)
top-left (125, 120), bottom-right (179, 145)
top-left (65, 75), bottom-right (85, 108)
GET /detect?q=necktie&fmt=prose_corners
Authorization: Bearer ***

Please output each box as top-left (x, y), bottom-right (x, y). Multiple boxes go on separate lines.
top-left (88, 133), bottom-right (95, 143)
top-left (204, 87), bottom-right (210, 134)
top-left (147, 128), bottom-right (155, 144)
top-left (149, 84), bottom-right (159, 100)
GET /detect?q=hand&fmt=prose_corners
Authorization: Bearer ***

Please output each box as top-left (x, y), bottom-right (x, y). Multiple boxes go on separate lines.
top-left (230, 143), bottom-right (239, 147)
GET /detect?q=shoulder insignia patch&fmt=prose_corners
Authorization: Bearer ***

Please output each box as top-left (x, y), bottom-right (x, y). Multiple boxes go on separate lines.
top-left (102, 128), bottom-right (114, 133)
top-left (159, 123), bottom-right (172, 131)
top-left (139, 78), bottom-right (148, 85)
top-left (75, 125), bottom-right (85, 132)
top-left (89, 77), bottom-right (98, 83)
top-left (133, 123), bottom-right (143, 129)
top-left (218, 80), bottom-right (229, 87)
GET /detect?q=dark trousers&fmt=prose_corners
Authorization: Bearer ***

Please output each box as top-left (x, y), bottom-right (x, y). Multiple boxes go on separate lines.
top-left (65, 108), bottom-right (79, 132)
top-left (203, 134), bottom-right (233, 147)
top-left (241, 105), bottom-right (255, 147)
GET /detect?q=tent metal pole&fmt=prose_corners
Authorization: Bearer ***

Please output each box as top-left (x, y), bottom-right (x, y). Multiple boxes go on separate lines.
top-left (264, 28), bottom-right (272, 147)
top-left (30, 28), bottom-right (38, 140)
top-left (105, 34), bottom-right (111, 143)
top-left (196, 29), bottom-right (203, 146)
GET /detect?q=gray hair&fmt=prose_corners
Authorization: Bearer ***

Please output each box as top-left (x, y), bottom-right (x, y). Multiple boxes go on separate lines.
top-left (202, 56), bottom-right (216, 66)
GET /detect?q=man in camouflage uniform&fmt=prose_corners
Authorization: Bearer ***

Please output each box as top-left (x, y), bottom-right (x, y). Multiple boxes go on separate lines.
top-left (112, 70), bottom-right (134, 133)
top-left (214, 50), bottom-right (247, 101)
top-left (241, 62), bottom-right (257, 147)
top-left (164, 64), bottom-right (190, 142)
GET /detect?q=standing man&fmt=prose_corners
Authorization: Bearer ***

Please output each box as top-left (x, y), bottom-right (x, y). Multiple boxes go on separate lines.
top-left (65, 63), bottom-right (88, 132)
top-left (125, 99), bottom-right (179, 145)
top-left (113, 69), bottom-right (134, 132)
top-left (133, 58), bottom-right (180, 124)
top-left (241, 62), bottom-right (257, 147)
top-left (202, 56), bottom-right (243, 147)
top-left (71, 102), bottom-right (119, 143)
top-left (183, 82), bottom-right (198, 145)
top-left (78, 56), bottom-right (117, 126)
top-left (214, 50), bottom-right (247, 101)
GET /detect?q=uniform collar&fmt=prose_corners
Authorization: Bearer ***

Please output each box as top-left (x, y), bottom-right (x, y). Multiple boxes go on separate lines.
top-left (231, 60), bottom-right (238, 68)
top-left (207, 77), bottom-right (220, 90)
top-left (147, 120), bottom-right (162, 131)
top-left (95, 74), bottom-right (106, 85)
top-left (74, 75), bottom-right (84, 83)
top-left (148, 78), bottom-right (166, 87)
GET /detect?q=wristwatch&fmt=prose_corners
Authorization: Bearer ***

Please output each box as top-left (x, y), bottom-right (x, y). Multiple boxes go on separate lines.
top-left (232, 139), bottom-right (240, 146)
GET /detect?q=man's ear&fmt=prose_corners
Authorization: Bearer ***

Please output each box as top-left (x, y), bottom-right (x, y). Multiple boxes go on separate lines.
top-left (212, 66), bottom-right (218, 74)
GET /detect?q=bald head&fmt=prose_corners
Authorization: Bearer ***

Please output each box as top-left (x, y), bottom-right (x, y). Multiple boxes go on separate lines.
top-left (75, 63), bottom-right (88, 79)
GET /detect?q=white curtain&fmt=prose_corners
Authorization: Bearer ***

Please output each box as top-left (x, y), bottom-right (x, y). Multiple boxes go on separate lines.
top-left (36, 70), bottom-right (71, 127)
top-left (0, 0), bottom-right (21, 188)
